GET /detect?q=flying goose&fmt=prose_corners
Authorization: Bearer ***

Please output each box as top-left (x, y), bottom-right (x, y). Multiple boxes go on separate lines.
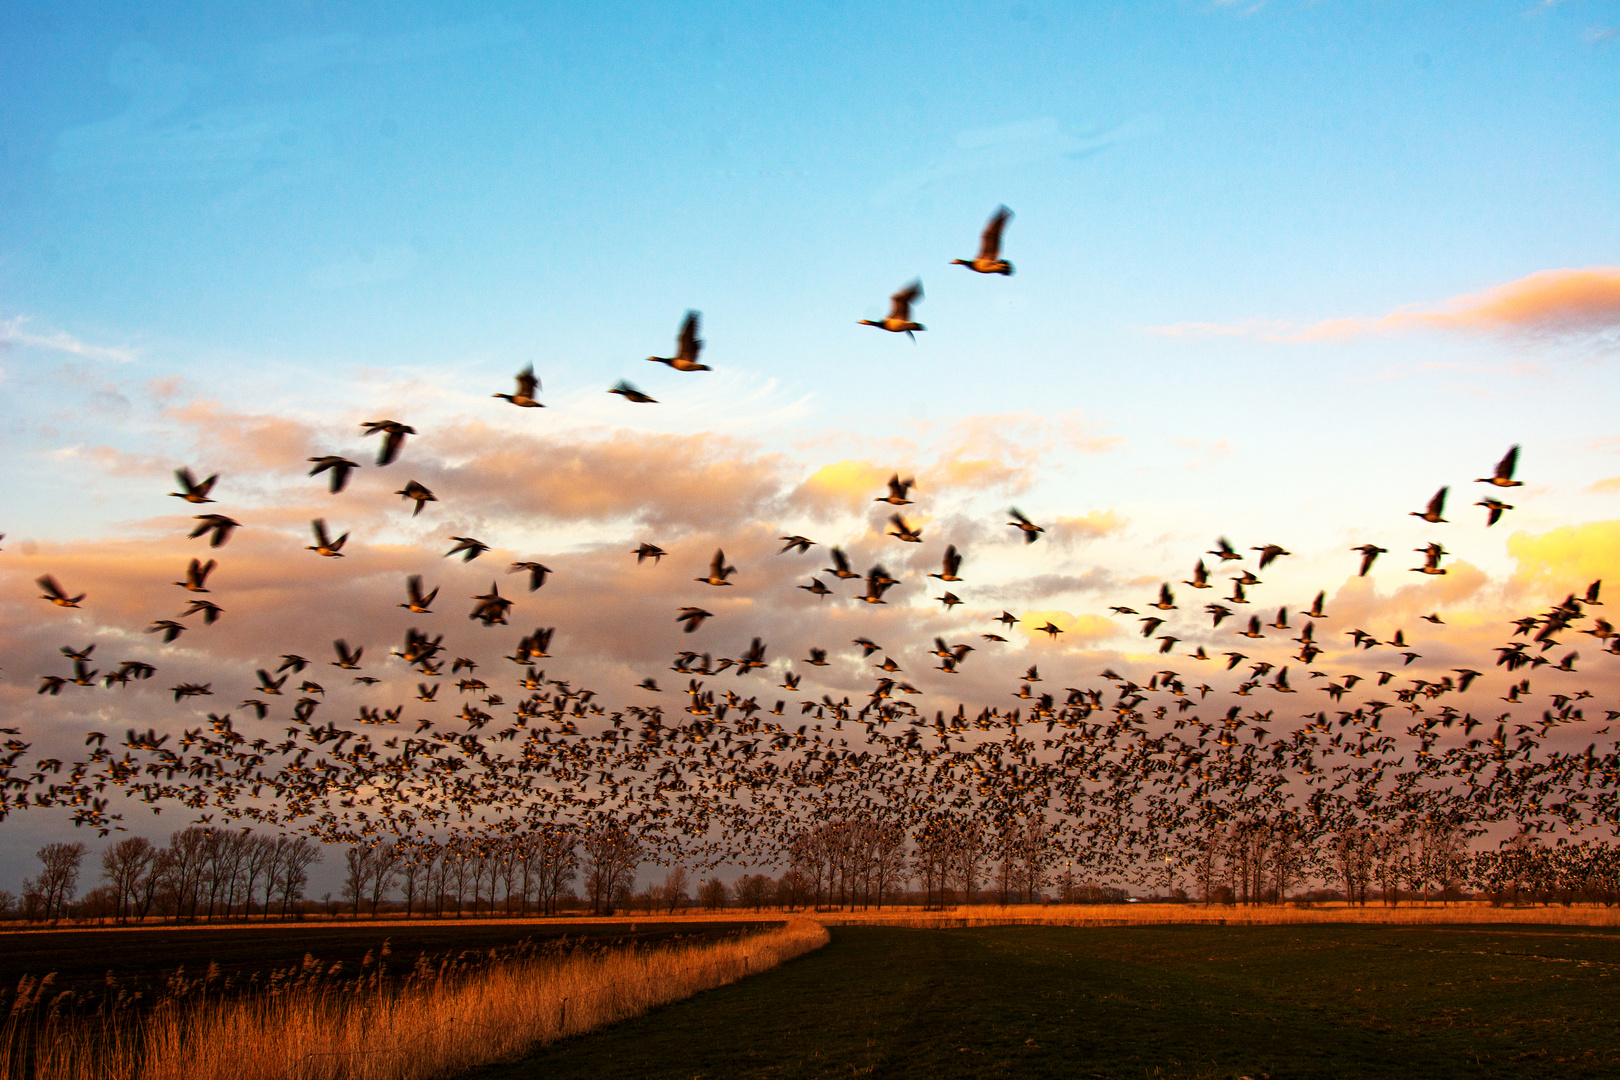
top-left (170, 467), bottom-right (218, 503)
top-left (38, 575), bottom-right (85, 608)
top-left (395, 480), bottom-right (436, 516)
top-left (189, 515), bottom-right (240, 548)
top-left (494, 365), bottom-right (544, 407)
top-left (648, 311), bottom-right (709, 371)
top-left (1008, 508), bottom-right (1043, 543)
top-left (306, 518), bottom-right (348, 557)
top-left (360, 420), bottom-right (416, 466)
top-left (1477, 445), bottom-right (1523, 488)
top-left (608, 380), bottom-right (658, 402)
top-left (1411, 487), bottom-right (1448, 524)
top-left (307, 456), bottom-right (360, 494)
top-left (696, 549), bottom-right (737, 586)
top-left (951, 206), bottom-right (1014, 275)
top-left (858, 281), bottom-right (925, 339)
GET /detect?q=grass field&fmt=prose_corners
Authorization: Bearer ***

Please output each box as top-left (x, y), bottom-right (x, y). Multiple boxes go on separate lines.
top-left (471, 922), bottom-right (1620, 1080)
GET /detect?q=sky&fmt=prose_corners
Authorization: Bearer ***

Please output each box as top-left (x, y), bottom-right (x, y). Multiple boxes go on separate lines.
top-left (3, 0), bottom-right (1620, 887)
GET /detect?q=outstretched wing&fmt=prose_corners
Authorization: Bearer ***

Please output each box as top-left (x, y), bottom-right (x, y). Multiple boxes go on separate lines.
top-left (979, 205), bottom-right (1012, 260)
top-left (889, 281), bottom-right (922, 320)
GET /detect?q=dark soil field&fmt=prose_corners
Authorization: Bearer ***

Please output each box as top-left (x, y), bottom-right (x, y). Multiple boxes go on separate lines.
top-left (0, 919), bottom-right (777, 1001)
top-left (474, 922), bottom-right (1620, 1080)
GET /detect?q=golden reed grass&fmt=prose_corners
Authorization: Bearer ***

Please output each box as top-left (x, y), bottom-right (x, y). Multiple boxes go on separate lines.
top-left (2, 918), bottom-right (828, 1080)
top-left (817, 900), bottom-right (1620, 929)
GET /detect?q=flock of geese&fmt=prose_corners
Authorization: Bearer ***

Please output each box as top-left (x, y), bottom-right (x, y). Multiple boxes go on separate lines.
top-left (8, 207), bottom-right (1620, 885)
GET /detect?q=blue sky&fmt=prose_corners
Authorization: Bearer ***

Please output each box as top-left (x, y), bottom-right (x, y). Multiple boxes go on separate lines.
top-left (3, 1), bottom-right (1620, 873)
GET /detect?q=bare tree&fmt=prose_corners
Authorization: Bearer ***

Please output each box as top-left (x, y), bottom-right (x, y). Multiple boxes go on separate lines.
top-left (33, 842), bottom-right (87, 924)
top-left (581, 824), bottom-right (643, 915)
top-left (100, 837), bottom-right (156, 924)
top-left (698, 876), bottom-right (730, 910)
top-left (369, 844), bottom-right (400, 916)
top-left (734, 873), bottom-right (774, 910)
top-left (275, 836), bottom-right (322, 917)
top-left (660, 866), bottom-right (690, 913)
top-left (343, 846), bottom-right (374, 918)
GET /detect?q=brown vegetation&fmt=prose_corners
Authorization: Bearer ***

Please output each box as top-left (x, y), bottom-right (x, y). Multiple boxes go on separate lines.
top-left (0, 918), bottom-right (827, 1080)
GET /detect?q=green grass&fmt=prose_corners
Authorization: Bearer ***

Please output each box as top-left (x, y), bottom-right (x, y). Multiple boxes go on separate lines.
top-left (471, 923), bottom-right (1620, 1079)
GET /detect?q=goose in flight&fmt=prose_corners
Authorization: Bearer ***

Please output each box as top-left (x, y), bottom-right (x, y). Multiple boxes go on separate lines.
top-left (395, 480), bottom-right (436, 516)
top-left (494, 365), bottom-right (544, 407)
top-left (1305, 591), bottom-right (1328, 618)
top-left (306, 518), bottom-right (348, 557)
top-left (445, 536), bottom-right (490, 562)
top-left (648, 311), bottom-right (709, 371)
top-left (1149, 583), bottom-right (1176, 611)
top-left (330, 639), bottom-right (364, 669)
top-left (1008, 508), bottom-right (1043, 543)
top-left (1252, 544), bottom-right (1291, 570)
top-left (307, 456), bottom-right (360, 494)
top-left (361, 420), bottom-right (416, 466)
top-left (175, 558), bottom-right (216, 592)
top-left (180, 599), bottom-right (223, 624)
top-left (852, 637), bottom-right (882, 656)
top-left (937, 591), bottom-right (962, 610)
top-left (696, 549), bottom-right (737, 586)
top-left (1352, 544), bottom-right (1387, 577)
top-left (858, 281), bottom-right (925, 339)
top-left (929, 545), bottom-right (963, 581)
top-left (1183, 560), bottom-right (1211, 589)
top-left (1413, 543), bottom-right (1448, 575)
top-left (1411, 487), bottom-right (1448, 524)
top-left (147, 620), bottom-right (185, 643)
top-left (676, 607), bottom-right (713, 633)
top-left (824, 547), bottom-right (861, 579)
top-left (887, 513), bottom-right (923, 543)
top-left (1477, 445), bottom-right (1523, 488)
top-left (38, 576), bottom-right (85, 608)
top-left (608, 379), bottom-right (658, 403)
top-left (806, 647), bottom-right (829, 666)
top-left (1476, 497), bottom-right (1513, 526)
top-left (400, 575), bottom-right (439, 613)
top-left (1208, 537), bottom-right (1242, 562)
top-left (875, 474), bottom-right (916, 506)
top-left (469, 583), bottom-right (514, 625)
top-left (170, 467), bottom-right (218, 504)
top-left (189, 514), bottom-right (240, 548)
top-left (857, 565), bottom-right (895, 604)
top-left (508, 561), bottom-right (552, 591)
top-left (1036, 621), bottom-right (1063, 638)
top-left (635, 542), bottom-right (668, 564)
top-left (779, 535), bottom-right (816, 554)
top-left (996, 611), bottom-right (1019, 627)
top-left (951, 205), bottom-right (1014, 276)
top-left (798, 577), bottom-right (831, 597)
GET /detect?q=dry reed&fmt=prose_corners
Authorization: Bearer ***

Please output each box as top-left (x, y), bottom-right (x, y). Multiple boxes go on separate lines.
top-left (2, 918), bottom-right (828, 1080)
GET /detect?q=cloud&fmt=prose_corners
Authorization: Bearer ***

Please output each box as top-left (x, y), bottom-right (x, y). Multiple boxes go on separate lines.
top-left (1149, 267), bottom-right (1620, 344)
top-left (1046, 511), bottom-right (1127, 545)
top-left (872, 114), bottom-right (1161, 204)
top-left (1507, 519), bottom-right (1620, 596)
top-left (0, 317), bottom-right (137, 363)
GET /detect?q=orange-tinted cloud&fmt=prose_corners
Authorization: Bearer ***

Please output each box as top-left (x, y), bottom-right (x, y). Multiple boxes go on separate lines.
top-left (1150, 267), bottom-right (1620, 343)
top-left (1507, 519), bottom-right (1620, 597)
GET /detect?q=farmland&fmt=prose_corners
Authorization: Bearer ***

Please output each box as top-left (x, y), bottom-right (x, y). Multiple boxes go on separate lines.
top-left (476, 921), bottom-right (1620, 1079)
